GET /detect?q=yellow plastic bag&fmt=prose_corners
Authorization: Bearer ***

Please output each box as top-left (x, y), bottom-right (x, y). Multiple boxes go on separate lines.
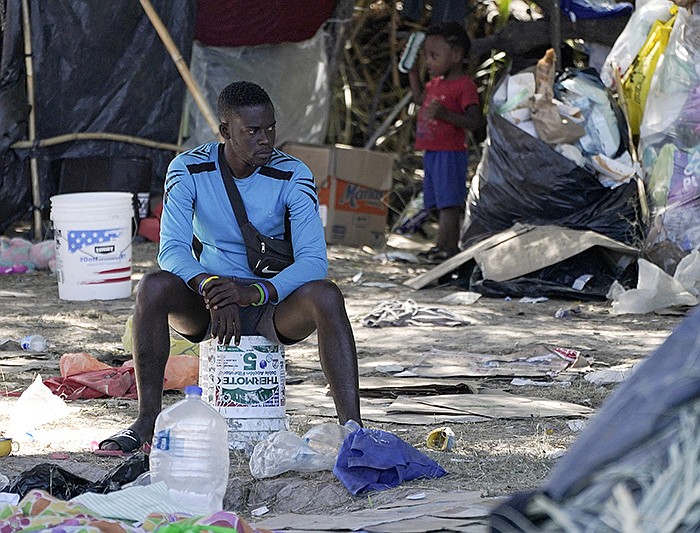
top-left (621, 10), bottom-right (676, 138)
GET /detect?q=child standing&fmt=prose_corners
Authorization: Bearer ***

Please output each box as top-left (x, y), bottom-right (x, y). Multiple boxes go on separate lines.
top-left (408, 22), bottom-right (482, 261)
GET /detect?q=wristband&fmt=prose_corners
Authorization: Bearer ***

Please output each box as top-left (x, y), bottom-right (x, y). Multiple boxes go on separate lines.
top-left (198, 275), bottom-right (219, 296)
top-left (259, 282), bottom-right (270, 305)
top-left (250, 282), bottom-right (269, 306)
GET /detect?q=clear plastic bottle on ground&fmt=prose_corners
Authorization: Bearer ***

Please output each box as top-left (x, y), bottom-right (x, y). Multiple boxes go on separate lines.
top-left (20, 334), bottom-right (48, 351)
top-left (150, 385), bottom-right (230, 515)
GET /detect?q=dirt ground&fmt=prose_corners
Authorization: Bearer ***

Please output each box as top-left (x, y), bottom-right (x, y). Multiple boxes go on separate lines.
top-left (0, 234), bottom-right (689, 525)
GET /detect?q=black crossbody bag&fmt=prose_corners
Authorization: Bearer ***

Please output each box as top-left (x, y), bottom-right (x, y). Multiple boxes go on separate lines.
top-left (218, 146), bottom-right (294, 278)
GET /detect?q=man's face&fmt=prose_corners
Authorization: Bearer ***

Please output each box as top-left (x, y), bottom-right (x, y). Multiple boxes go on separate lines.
top-left (220, 103), bottom-right (276, 169)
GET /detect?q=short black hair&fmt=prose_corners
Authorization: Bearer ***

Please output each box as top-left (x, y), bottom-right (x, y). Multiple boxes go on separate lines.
top-left (426, 22), bottom-right (471, 57)
top-left (217, 81), bottom-right (273, 121)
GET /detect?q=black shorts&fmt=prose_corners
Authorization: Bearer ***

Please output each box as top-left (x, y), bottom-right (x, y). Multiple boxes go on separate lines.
top-left (174, 274), bottom-right (303, 346)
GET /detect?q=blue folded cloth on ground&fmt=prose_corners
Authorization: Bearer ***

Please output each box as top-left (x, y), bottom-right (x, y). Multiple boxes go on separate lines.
top-left (333, 427), bottom-right (447, 495)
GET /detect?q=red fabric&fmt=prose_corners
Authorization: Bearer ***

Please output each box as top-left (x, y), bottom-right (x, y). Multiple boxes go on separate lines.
top-left (44, 367), bottom-right (137, 400)
top-left (137, 216), bottom-right (160, 243)
top-left (137, 198), bottom-right (162, 242)
top-left (415, 75), bottom-right (480, 151)
top-left (195, 0), bottom-right (335, 47)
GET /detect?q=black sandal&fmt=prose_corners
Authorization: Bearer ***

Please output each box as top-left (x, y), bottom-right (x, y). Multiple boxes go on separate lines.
top-left (94, 428), bottom-right (144, 456)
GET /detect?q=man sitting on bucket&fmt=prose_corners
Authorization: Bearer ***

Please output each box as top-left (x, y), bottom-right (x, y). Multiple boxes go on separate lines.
top-left (98, 81), bottom-right (362, 454)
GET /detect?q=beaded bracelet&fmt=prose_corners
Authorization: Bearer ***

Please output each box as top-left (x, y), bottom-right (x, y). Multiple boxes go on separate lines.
top-left (250, 282), bottom-right (269, 307)
top-left (198, 275), bottom-right (219, 296)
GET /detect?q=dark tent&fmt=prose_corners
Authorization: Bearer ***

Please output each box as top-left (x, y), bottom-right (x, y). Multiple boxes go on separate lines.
top-left (0, 0), bottom-right (196, 235)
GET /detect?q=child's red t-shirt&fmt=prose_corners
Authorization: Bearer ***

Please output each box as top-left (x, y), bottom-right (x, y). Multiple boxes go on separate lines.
top-left (415, 74), bottom-right (479, 152)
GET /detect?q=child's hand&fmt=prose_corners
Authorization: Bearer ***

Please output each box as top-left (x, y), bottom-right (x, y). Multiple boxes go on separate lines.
top-left (425, 100), bottom-right (443, 120)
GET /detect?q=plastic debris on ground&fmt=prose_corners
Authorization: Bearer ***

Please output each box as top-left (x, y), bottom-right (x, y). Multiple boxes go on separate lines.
top-left (608, 255), bottom-right (699, 314)
top-left (8, 375), bottom-right (71, 440)
top-left (438, 291), bottom-right (482, 305)
top-left (249, 422), bottom-right (353, 479)
top-left (7, 453), bottom-right (149, 499)
top-left (425, 427), bottom-right (455, 451)
top-left (0, 237), bottom-right (56, 273)
top-left (584, 365), bottom-right (635, 385)
top-left (362, 300), bottom-right (470, 327)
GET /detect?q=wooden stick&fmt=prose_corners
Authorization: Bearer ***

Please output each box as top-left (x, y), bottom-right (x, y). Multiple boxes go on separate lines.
top-left (364, 90), bottom-right (413, 148)
top-left (139, 0), bottom-right (219, 138)
top-left (20, 0), bottom-right (42, 240)
top-left (12, 132), bottom-right (182, 152)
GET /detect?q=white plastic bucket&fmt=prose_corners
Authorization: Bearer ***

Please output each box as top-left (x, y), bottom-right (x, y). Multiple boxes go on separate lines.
top-left (50, 192), bottom-right (134, 301)
top-left (199, 336), bottom-right (287, 451)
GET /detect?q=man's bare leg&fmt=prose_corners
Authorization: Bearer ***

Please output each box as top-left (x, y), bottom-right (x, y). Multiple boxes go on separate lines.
top-left (100, 271), bottom-right (209, 450)
top-left (273, 280), bottom-right (361, 425)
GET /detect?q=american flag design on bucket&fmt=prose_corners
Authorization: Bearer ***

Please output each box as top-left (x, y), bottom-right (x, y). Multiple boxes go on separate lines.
top-left (67, 229), bottom-right (122, 253)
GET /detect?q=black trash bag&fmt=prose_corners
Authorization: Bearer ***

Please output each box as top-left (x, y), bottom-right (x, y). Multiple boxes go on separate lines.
top-left (8, 463), bottom-right (93, 500)
top-left (463, 247), bottom-right (638, 300)
top-left (461, 112), bottom-right (642, 249)
top-left (7, 453), bottom-right (149, 500)
top-left (88, 453), bottom-right (150, 494)
top-left (489, 307), bottom-right (700, 531)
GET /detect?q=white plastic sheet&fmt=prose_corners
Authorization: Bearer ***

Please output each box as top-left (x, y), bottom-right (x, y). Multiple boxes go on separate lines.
top-left (183, 28), bottom-right (330, 149)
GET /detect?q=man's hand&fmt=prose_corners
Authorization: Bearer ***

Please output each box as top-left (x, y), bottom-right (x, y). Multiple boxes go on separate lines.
top-left (202, 277), bottom-right (260, 346)
top-left (209, 303), bottom-right (242, 346)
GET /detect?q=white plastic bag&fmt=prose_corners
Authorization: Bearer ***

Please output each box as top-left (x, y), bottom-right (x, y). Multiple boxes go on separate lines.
top-left (674, 250), bottom-right (700, 296)
top-left (8, 374), bottom-right (71, 438)
top-left (610, 259), bottom-right (698, 314)
top-left (601, 0), bottom-right (675, 87)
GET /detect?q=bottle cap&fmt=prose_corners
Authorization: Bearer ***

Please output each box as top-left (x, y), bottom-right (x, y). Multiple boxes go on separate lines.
top-left (184, 385), bottom-right (202, 395)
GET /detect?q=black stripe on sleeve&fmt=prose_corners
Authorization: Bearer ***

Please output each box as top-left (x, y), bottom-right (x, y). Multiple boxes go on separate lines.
top-left (186, 161), bottom-right (217, 174)
top-left (259, 166), bottom-right (293, 180)
top-left (301, 189), bottom-right (318, 208)
top-left (299, 180), bottom-right (318, 196)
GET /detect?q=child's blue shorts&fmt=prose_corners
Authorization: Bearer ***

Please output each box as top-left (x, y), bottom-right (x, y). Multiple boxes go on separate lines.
top-left (422, 150), bottom-right (468, 209)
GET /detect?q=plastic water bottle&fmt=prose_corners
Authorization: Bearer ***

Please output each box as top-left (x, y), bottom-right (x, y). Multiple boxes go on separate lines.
top-left (20, 334), bottom-right (49, 351)
top-left (150, 385), bottom-right (230, 515)
top-left (398, 31), bottom-right (426, 73)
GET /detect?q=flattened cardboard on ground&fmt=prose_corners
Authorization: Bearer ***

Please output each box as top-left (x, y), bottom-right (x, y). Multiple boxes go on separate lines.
top-left (359, 376), bottom-right (479, 396)
top-left (392, 345), bottom-right (582, 379)
top-left (285, 384), bottom-right (592, 422)
top-left (252, 490), bottom-right (497, 531)
top-left (404, 224), bottom-right (637, 289)
top-left (387, 391), bottom-right (593, 419)
top-left (285, 384), bottom-right (486, 424)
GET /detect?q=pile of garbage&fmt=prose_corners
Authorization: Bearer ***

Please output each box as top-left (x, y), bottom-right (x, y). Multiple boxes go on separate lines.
top-left (494, 49), bottom-right (636, 190)
top-left (455, 0), bottom-right (699, 312)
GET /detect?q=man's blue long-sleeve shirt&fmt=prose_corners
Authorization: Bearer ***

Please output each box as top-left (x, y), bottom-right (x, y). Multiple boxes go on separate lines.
top-left (158, 142), bottom-right (327, 302)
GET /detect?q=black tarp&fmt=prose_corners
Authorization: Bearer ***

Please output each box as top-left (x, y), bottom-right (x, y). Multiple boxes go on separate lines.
top-left (0, 0), bottom-right (195, 234)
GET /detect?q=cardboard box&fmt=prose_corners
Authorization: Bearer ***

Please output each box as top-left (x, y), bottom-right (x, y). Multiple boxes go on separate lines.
top-left (283, 143), bottom-right (395, 248)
